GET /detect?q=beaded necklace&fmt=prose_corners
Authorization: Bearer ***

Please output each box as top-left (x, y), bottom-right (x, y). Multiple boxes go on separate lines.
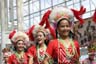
top-left (15, 51), bottom-right (25, 64)
top-left (58, 38), bottom-right (76, 60)
top-left (37, 44), bottom-right (47, 63)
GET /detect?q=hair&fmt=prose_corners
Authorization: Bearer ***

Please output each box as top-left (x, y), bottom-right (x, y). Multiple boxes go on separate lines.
top-left (2, 48), bottom-right (10, 53)
top-left (57, 18), bottom-right (71, 28)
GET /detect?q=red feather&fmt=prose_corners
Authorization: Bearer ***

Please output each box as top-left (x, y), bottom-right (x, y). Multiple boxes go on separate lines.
top-left (92, 9), bottom-right (96, 23)
top-left (39, 10), bottom-right (51, 26)
top-left (71, 6), bottom-right (86, 25)
top-left (9, 30), bottom-right (16, 39)
top-left (28, 25), bottom-right (35, 41)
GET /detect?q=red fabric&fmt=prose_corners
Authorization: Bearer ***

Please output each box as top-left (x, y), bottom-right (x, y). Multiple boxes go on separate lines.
top-left (9, 30), bottom-right (16, 39)
top-left (46, 39), bottom-right (80, 64)
top-left (27, 45), bottom-right (38, 64)
top-left (71, 6), bottom-right (86, 25)
top-left (39, 10), bottom-right (51, 26)
top-left (45, 17), bottom-right (56, 39)
top-left (28, 25), bottom-right (35, 41)
top-left (92, 10), bottom-right (96, 23)
top-left (8, 53), bottom-right (28, 64)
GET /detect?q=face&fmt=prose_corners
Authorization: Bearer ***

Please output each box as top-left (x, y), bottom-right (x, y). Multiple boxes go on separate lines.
top-left (36, 31), bottom-right (46, 45)
top-left (57, 19), bottom-right (71, 37)
top-left (16, 40), bottom-right (25, 51)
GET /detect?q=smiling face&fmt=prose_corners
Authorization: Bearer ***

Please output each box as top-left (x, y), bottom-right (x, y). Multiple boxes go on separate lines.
top-left (57, 19), bottom-right (71, 38)
top-left (16, 40), bottom-right (25, 52)
top-left (36, 31), bottom-right (46, 45)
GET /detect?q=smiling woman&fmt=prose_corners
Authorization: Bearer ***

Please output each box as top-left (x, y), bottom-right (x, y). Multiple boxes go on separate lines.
top-left (28, 25), bottom-right (49, 64)
top-left (43, 6), bottom-right (80, 64)
top-left (8, 31), bottom-right (29, 64)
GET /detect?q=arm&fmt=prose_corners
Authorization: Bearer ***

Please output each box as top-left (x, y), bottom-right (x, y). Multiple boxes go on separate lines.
top-left (28, 55), bottom-right (34, 64)
top-left (43, 40), bottom-right (56, 64)
top-left (43, 56), bottom-right (49, 64)
top-left (27, 46), bottom-right (36, 64)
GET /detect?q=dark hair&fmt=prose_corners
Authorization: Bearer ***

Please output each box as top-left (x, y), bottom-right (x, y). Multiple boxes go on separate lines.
top-left (2, 48), bottom-right (10, 53)
top-left (57, 18), bottom-right (71, 28)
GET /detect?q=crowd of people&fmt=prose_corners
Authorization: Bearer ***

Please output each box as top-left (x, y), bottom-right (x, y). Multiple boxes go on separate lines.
top-left (2, 6), bottom-right (96, 64)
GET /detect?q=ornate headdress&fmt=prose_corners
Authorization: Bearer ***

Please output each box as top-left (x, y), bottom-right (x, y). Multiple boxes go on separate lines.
top-left (28, 10), bottom-right (56, 41)
top-left (49, 7), bottom-right (74, 24)
top-left (12, 31), bottom-right (29, 43)
top-left (32, 25), bottom-right (47, 37)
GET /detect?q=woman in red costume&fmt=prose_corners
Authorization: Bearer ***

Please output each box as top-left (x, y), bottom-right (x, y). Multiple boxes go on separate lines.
top-left (28, 25), bottom-right (50, 64)
top-left (44, 7), bottom-right (80, 64)
top-left (8, 31), bottom-right (30, 64)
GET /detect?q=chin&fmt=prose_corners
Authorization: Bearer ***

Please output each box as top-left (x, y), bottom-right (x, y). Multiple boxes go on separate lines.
top-left (38, 42), bottom-right (43, 45)
top-left (63, 34), bottom-right (69, 37)
top-left (62, 33), bottom-right (69, 37)
top-left (18, 48), bottom-right (24, 51)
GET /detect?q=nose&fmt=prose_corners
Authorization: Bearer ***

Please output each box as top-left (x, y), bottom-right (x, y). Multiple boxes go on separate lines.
top-left (63, 26), bottom-right (68, 30)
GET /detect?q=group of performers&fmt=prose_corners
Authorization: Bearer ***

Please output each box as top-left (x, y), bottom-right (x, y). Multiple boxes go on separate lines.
top-left (2, 6), bottom-right (96, 64)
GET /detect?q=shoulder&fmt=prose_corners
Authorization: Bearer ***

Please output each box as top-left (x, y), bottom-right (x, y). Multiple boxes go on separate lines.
top-left (28, 45), bottom-right (36, 51)
top-left (47, 39), bottom-right (58, 48)
top-left (49, 39), bottom-right (58, 44)
top-left (73, 40), bottom-right (80, 47)
top-left (9, 54), bottom-right (16, 60)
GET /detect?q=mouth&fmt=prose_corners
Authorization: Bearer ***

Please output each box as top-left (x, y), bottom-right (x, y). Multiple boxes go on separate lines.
top-left (37, 40), bottom-right (43, 44)
top-left (63, 30), bottom-right (69, 33)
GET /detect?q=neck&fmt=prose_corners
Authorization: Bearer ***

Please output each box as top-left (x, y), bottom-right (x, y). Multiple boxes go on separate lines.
top-left (39, 43), bottom-right (45, 48)
top-left (17, 50), bottom-right (23, 54)
top-left (60, 35), bottom-right (70, 40)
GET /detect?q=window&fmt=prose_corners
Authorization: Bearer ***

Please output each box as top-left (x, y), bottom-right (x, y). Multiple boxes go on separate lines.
top-left (23, 5), bottom-right (28, 16)
top-left (40, 0), bottom-right (52, 10)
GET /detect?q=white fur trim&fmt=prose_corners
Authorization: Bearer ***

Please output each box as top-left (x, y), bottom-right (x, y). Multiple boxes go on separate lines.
top-left (49, 6), bottom-right (74, 23)
top-left (32, 25), bottom-right (47, 38)
top-left (12, 31), bottom-right (29, 42)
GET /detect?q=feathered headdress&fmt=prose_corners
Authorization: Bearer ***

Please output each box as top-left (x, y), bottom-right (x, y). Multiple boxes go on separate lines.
top-left (49, 7), bottom-right (74, 24)
top-left (28, 10), bottom-right (56, 41)
top-left (42, 10), bottom-right (56, 39)
top-left (32, 25), bottom-right (47, 37)
top-left (12, 31), bottom-right (29, 43)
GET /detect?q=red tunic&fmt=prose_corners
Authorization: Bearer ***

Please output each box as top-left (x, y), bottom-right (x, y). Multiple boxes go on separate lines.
top-left (46, 39), bottom-right (80, 64)
top-left (8, 53), bottom-right (28, 64)
top-left (28, 45), bottom-right (46, 64)
top-left (28, 45), bottom-right (38, 64)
